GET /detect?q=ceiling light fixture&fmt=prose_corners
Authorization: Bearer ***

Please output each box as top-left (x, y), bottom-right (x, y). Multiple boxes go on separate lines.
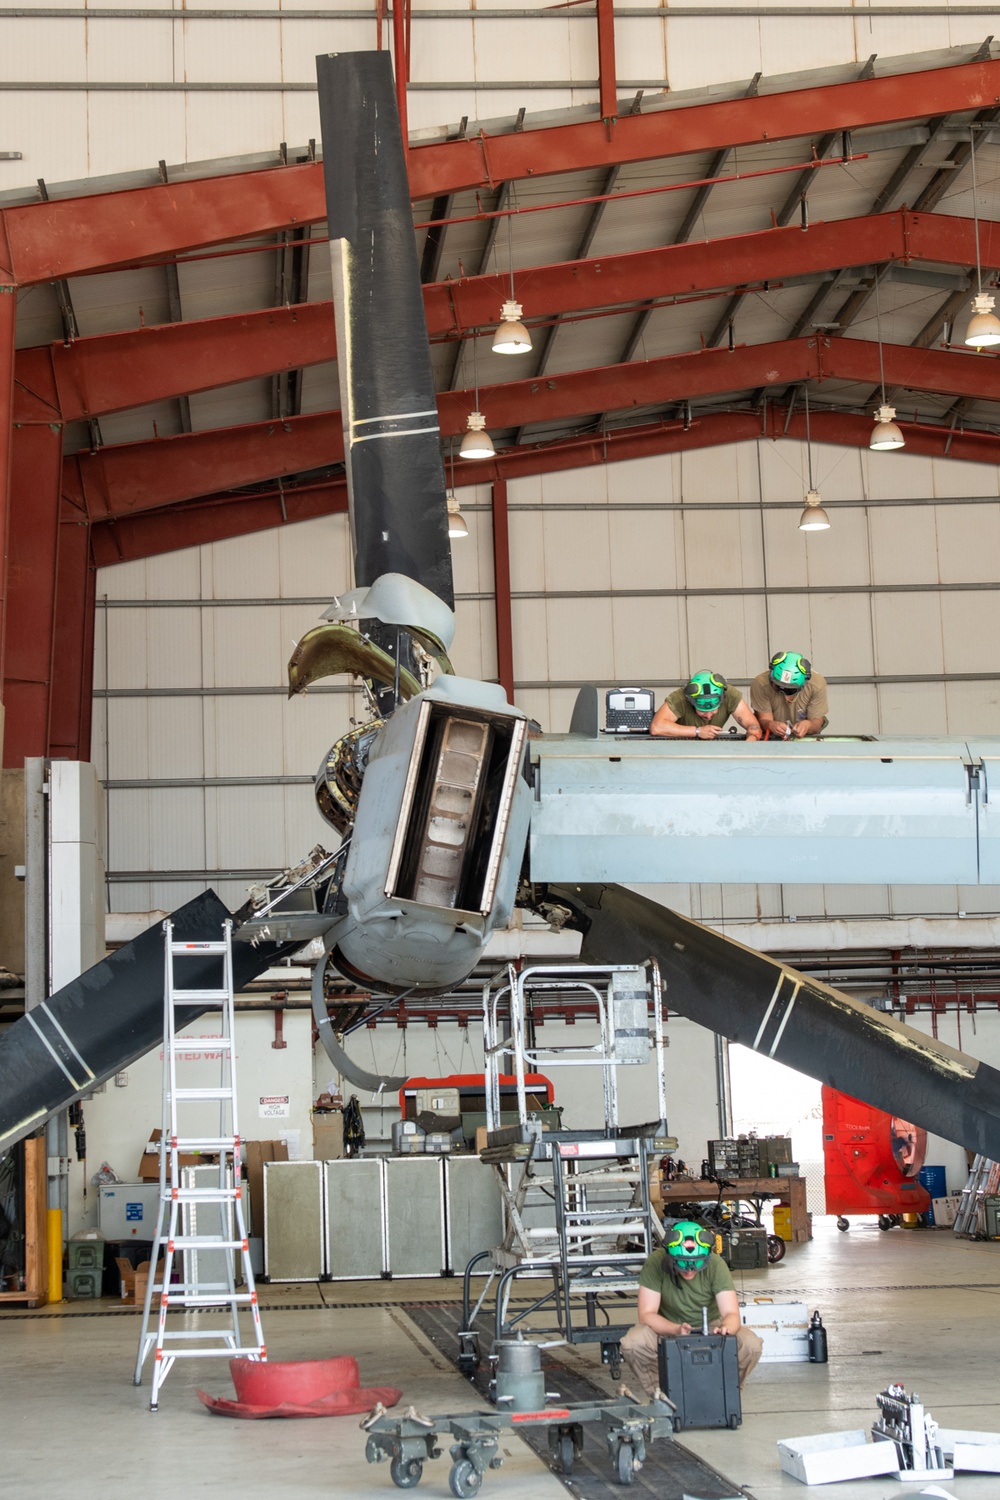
top-left (460, 337), bottom-right (495, 459)
top-left (492, 194), bottom-right (532, 354)
top-left (446, 447), bottom-right (468, 538)
top-left (965, 124), bottom-right (1000, 349)
top-left (798, 386), bottom-right (830, 531)
top-left (870, 268), bottom-right (905, 451)
top-left (446, 492), bottom-right (469, 538)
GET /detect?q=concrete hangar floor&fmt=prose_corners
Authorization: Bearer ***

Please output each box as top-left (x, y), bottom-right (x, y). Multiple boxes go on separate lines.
top-left (2, 1219), bottom-right (999, 1500)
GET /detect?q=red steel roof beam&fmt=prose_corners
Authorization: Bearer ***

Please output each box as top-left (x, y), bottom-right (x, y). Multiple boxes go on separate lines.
top-left (66, 334), bottom-right (1000, 520)
top-left (0, 266), bottom-right (14, 701)
top-left (17, 210), bottom-right (1000, 426)
top-left (4, 57), bottom-right (1000, 285)
top-left (596, 0), bottom-right (618, 126)
top-left (2, 423), bottom-right (64, 767)
top-left (86, 403), bottom-right (1000, 565)
top-left (47, 507), bottom-right (95, 761)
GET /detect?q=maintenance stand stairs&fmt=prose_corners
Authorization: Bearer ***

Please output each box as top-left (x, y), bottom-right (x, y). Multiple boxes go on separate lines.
top-left (134, 919), bottom-right (265, 1409)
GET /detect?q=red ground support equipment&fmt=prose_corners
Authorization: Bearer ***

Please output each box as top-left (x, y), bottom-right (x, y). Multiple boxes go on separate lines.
top-left (822, 1086), bottom-right (931, 1225)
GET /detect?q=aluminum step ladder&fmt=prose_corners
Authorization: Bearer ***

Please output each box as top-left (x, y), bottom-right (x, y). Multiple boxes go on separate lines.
top-left (134, 919), bottom-right (265, 1409)
top-left (954, 1154), bottom-right (999, 1237)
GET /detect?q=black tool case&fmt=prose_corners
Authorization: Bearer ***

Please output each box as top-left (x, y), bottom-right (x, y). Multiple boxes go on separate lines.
top-left (657, 1334), bottom-right (742, 1431)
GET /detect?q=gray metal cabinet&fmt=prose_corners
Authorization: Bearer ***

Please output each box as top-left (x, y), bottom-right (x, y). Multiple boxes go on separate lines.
top-left (325, 1158), bottom-right (386, 1279)
top-left (182, 1163), bottom-right (238, 1293)
top-left (445, 1157), bottom-right (503, 1274)
top-left (263, 1160), bottom-right (324, 1281)
top-left (384, 1156), bottom-right (446, 1277)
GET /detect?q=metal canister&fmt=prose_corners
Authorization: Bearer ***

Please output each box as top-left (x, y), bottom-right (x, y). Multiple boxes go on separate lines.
top-left (493, 1338), bottom-right (546, 1413)
top-left (808, 1310), bottom-right (828, 1363)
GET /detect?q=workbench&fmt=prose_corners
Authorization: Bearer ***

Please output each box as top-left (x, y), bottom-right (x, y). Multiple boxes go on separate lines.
top-left (653, 1176), bottom-right (811, 1242)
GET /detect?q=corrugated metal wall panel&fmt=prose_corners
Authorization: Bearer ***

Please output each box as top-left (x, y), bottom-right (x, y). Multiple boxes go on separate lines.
top-left (203, 697), bottom-right (285, 778)
top-left (511, 598), bottom-right (551, 684)
top-left (610, 596), bottom-right (688, 683)
top-left (683, 594), bottom-right (768, 679)
top-left (872, 594), bottom-right (945, 676)
top-left (282, 692), bottom-right (356, 778)
top-left (935, 505), bottom-right (1000, 583)
top-left (867, 505), bottom-right (940, 584)
top-left (275, 514), bottom-right (352, 597)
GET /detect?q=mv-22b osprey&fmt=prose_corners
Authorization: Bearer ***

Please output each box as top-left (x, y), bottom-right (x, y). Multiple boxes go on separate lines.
top-left (3, 51), bottom-right (1000, 1165)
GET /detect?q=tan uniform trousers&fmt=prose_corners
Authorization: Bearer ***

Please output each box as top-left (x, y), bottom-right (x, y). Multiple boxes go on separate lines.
top-left (621, 1320), bottom-right (763, 1395)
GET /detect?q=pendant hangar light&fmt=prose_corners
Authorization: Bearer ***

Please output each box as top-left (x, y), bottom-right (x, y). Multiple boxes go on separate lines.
top-left (870, 268), bottom-right (906, 451)
top-left (798, 386), bottom-right (831, 531)
top-left (965, 122), bottom-right (1000, 349)
top-left (446, 447), bottom-right (469, 539)
top-left (460, 335), bottom-right (496, 459)
top-left (492, 193), bottom-right (532, 355)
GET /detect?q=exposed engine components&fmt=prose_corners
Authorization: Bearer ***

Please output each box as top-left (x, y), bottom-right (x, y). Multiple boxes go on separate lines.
top-left (315, 722), bottom-right (384, 835)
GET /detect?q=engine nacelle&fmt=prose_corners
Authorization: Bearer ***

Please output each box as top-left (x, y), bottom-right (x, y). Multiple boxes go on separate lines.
top-left (331, 677), bottom-right (532, 994)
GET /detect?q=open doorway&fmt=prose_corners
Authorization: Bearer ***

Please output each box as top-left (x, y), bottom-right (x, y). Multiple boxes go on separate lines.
top-left (728, 1044), bottom-right (825, 1216)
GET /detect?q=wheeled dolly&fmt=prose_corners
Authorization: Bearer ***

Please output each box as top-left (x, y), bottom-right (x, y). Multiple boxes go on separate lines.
top-left (362, 1394), bottom-right (674, 1493)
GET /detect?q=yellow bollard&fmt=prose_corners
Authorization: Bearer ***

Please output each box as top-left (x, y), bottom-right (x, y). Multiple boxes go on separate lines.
top-left (47, 1208), bottom-right (64, 1304)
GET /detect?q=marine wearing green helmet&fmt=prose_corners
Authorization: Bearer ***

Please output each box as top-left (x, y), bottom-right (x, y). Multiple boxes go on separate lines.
top-left (750, 650), bottom-right (829, 738)
top-left (666, 1219), bottom-right (715, 1271)
top-left (768, 651), bottom-right (812, 693)
top-left (651, 671), bottom-right (762, 741)
top-left (682, 671), bottom-right (728, 713)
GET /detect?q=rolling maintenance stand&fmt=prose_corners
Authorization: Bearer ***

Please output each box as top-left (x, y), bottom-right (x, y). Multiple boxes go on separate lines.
top-left (362, 960), bottom-right (678, 1493)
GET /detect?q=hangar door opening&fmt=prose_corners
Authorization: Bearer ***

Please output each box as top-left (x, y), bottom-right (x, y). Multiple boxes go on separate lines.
top-left (728, 1045), bottom-right (825, 1216)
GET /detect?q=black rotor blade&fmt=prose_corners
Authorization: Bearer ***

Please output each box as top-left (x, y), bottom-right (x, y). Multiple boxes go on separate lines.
top-left (317, 50), bottom-right (454, 610)
top-left (0, 890), bottom-right (300, 1156)
top-left (549, 882), bottom-right (1000, 1160)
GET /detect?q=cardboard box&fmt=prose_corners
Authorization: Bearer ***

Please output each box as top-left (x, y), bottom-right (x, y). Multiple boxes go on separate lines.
top-left (115, 1256), bottom-right (164, 1308)
top-left (138, 1128), bottom-right (216, 1181)
top-left (931, 1194), bottom-right (959, 1228)
top-left (245, 1140), bottom-right (288, 1235)
top-left (475, 1126), bottom-right (489, 1155)
top-left (312, 1113), bottom-right (345, 1160)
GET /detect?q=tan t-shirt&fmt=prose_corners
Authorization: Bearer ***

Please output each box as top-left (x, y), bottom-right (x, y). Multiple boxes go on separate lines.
top-left (750, 670), bottom-right (828, 728)
top-left (666, 684), bottom-right (743, 729)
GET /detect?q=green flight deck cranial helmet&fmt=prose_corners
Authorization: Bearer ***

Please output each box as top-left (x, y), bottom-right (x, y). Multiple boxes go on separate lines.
top-left (683, 671), bottom-right (727, 713)
top-left (666, 1219), bottom-right (715, 1271)
top-left (769, 651), bottom-right (812, 694)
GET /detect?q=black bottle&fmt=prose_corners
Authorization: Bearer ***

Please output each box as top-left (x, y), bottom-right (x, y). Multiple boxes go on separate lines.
top-left (808, 1310), bottom-right (828, 1363)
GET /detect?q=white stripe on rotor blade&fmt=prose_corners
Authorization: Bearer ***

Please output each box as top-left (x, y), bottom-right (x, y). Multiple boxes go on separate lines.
top-left (38, 1003), bottom-right (94, 1081)
top-left (351, 423), bottom-right (441, 445)
top-left (752, 974), bottom-right (785, 1051)
top-left (768, 981), bottom-right (801, 1058)
top-left (25, 1010), bottom-right (85, 1089)
top-left (352, 409), bottom-right (439, 428)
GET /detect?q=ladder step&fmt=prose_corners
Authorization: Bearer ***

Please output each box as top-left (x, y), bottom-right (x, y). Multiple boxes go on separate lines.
top-left (169, 940), bottom-right (230, 955)
top-left (153, 1342), bottom-right (265, 1356)
top-left (160, 1293), bottom-right (256, 1307)
top-left (170, 990), bottom-right (232, 1004)
top-left (166, 1238), bottom-right (247, 1250)
top-left (170, 1138), bottom-right (239, 1151)
top-left (172, 1087), bottom-right (236, 1100)
top-left (165, 1187), bottom-right (242, 1202)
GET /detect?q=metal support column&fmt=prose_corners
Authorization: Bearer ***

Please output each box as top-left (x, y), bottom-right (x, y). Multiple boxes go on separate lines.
top-left (0, 256), bottom-right (16, 751)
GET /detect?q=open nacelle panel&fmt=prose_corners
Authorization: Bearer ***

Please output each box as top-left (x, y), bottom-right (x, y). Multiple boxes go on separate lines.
top-left (387, 699), bottom-right (528, 918)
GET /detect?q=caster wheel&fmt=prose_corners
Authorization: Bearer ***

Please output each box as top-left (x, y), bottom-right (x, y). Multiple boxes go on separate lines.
top-left (449, 1459), bottom-right (482, 1498)
top-left (767, 1234), bottom-right (786, 1263)
top-left (558, 1434), bottom-right (575, 1476)
top-left (366, 1438), bottom-right (383, 1464)
top-left (616, 1444), bottom-right (635, 1486)
top-left (389, 1457), bottom-right (423, 1489)
top-left (836, 1217), bottom-right (850, 1232)
top-left (728, 1413), bottom-right (740, 1429)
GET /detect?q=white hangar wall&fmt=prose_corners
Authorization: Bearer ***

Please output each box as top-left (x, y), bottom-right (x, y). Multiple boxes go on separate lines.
top-left (0, 2), bottom-right (995, 190)
top-left (94, 435), bottom-right (1000, 925)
